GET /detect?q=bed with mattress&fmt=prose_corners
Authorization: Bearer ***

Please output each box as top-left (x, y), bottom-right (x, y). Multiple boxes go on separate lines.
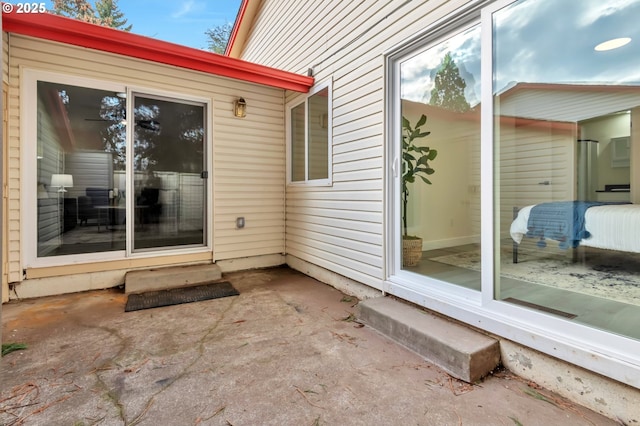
top-left (510, 201), bottom-right (640, 262)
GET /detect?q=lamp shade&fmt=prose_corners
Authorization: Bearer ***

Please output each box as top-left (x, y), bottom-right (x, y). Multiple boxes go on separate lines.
top-left (51, 174), bottom-right (73, 192)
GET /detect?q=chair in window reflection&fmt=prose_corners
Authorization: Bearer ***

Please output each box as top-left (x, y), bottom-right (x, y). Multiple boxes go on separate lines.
top-left (78, 187), bottom-right (110, 226)
top-left (137, 187), bottom-right (162, 224)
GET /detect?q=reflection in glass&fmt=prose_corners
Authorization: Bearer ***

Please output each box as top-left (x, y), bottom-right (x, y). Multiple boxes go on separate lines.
top-left (494, 0), bottom-right (640, 340)
top-left (290, 103), bottom-right (305, 182)
top-left (36, 81), bottom-right (126, 256)
top-left (133, 96), bottom-right (206, 251)
top-left (398, 24), bottom-right (482, 291)
top-left (308, 88), bottom-right (329, 180)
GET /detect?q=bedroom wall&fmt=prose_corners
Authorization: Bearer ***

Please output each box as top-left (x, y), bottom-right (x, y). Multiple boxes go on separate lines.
top-left (580, 113), bottom-right (631, 197)
top-left (401, 102), bottom-right (481, 250)
top-left (498, 123), bottom-right (575, 238)
top-left (633, 107), bottom-right (640, 204)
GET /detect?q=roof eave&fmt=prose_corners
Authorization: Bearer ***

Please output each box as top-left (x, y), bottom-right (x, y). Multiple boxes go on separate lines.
top-left (225, 0), bottom-right (249, 57)
top-left (3, 11), bottom-right (313, 92)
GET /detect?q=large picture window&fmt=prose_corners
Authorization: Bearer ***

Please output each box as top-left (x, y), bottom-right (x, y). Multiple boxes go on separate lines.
top-left (287, 81), bottom-right (332, 185)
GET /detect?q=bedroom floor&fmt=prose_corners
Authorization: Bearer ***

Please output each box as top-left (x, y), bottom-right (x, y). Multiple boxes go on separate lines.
top-left (407, 242), bottom-right (640, 341)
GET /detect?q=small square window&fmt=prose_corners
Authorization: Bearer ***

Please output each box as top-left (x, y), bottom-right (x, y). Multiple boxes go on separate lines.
top-left (287, 81), bottom-right (332, 185)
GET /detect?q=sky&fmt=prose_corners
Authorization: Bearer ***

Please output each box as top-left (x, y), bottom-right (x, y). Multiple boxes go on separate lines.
top-left (42, 0), bottom-right (242, 50)
top-left (401, 0), bottom-right (640, 106)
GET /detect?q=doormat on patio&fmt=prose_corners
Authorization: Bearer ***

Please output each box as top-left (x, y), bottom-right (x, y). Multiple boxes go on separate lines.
top-left (125, 281), bottom-right (239, 312)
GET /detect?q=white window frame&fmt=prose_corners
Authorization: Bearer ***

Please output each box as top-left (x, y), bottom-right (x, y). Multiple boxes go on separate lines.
top-left (384, 0), bottom-right (640, 389)
top-left (21, 69), bottom-right (213, 269)
top-left (286, 79), bottom-right (333, 186)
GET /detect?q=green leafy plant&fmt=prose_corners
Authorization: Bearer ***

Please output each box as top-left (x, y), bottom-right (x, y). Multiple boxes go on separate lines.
top-left (402, 114), bottom-right (437, 237)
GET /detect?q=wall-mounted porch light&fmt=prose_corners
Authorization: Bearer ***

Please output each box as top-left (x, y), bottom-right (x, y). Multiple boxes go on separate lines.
top-left (234, 97), bottom-right (247, 118)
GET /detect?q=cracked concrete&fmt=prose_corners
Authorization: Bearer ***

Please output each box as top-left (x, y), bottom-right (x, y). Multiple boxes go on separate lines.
top-left (1, 266), bottom-right (617, 425)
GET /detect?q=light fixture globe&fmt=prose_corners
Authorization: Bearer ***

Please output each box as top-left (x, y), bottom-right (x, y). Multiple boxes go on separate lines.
top-left (234, 97), bottom-right (247, 118)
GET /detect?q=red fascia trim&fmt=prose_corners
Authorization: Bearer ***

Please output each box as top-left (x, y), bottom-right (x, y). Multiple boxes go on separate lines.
top-left (3, 11), bottom-right (313, 93)
top-left (225, 0), bottom-right (249, 56)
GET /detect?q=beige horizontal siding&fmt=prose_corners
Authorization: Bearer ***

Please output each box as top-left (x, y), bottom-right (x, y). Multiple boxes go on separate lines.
top-left (240, 0), bottom-right (480, 289)
top-left (7, 34), bottom-right (286, 281)
top-left (2, 32), bottom-right (8, 84)
top-left (3, 31), bottom-right (8, 301)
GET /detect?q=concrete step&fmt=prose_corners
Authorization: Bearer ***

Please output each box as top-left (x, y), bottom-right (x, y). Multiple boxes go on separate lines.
top-left (357, 297), bottom-right (500, 383)
top-left (125, 264), bottom-right (222, 294)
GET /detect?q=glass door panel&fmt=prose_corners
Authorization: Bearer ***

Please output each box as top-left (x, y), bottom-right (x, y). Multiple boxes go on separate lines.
top-left (398, 24), bottom-right (482, 291)
top-left (493, 0), bottom-right (640, 340)
top-left (132, 95), bottom-right (206, 251)
top-left (36, 81), bottom-right (126, 256)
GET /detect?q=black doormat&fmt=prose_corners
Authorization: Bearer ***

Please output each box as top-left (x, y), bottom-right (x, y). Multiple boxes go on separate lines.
top-left (125, 281), bottom-right (239, 312)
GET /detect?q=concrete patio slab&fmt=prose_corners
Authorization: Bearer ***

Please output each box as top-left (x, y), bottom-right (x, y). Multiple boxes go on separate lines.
top-left (1, 266), bottom-right (616, 425)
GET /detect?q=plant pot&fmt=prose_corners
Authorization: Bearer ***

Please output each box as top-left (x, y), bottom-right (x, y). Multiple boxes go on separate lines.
top-left (402, 236), bottom-right (423, 267)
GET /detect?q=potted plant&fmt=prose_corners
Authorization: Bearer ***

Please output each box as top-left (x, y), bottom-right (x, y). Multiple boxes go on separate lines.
top-left (402, 114), bottom-right (437, 266)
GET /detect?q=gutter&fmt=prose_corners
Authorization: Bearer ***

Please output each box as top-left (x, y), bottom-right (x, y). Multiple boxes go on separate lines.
top-left (2, 11), bottom-right (313, 93)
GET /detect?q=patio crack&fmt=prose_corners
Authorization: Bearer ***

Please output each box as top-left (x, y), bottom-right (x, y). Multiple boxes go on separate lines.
top-left (85, 324), bottom-right (130, 424)
top-left (124, 297), bottom-right (239, 425)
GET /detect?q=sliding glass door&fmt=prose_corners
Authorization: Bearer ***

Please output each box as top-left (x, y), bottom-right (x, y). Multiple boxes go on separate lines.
top-left (387, 0), bottom-right (640, 342)
top-left (30, 70), bottom-right (209, 264)
top-left (132, 94), bottom-right (207, 251)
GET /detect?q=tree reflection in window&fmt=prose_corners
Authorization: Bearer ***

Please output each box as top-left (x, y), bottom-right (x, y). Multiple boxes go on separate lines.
top-left (133, 97), bottom-right (204, 173)
top-left (99, 95), bottom-right (126, 168)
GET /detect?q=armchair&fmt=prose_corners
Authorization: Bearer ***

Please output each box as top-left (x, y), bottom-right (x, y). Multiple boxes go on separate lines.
top-left (78, 187), bottom-right (110, 225)
top-left (137, 187), bottom-right (162, 224)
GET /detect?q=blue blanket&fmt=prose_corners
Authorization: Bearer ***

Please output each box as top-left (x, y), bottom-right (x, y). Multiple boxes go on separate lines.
top-left (525, 201), bottom-right (625, 249)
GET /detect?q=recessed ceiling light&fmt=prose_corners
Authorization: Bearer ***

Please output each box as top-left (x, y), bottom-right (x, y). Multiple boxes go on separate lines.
top-left (594, 37), bottom-right (631, 51)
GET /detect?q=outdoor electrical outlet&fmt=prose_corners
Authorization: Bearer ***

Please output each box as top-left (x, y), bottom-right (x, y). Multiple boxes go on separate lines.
top-left (236, 217), bottom-right (245, 229)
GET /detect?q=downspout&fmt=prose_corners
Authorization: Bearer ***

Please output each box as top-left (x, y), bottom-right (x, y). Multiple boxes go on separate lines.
top-left (282, 90), bottom-right (287, 258)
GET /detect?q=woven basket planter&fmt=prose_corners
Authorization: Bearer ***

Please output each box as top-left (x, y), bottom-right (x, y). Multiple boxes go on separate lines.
top-left (402, 237), bottom-right (423, 267)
